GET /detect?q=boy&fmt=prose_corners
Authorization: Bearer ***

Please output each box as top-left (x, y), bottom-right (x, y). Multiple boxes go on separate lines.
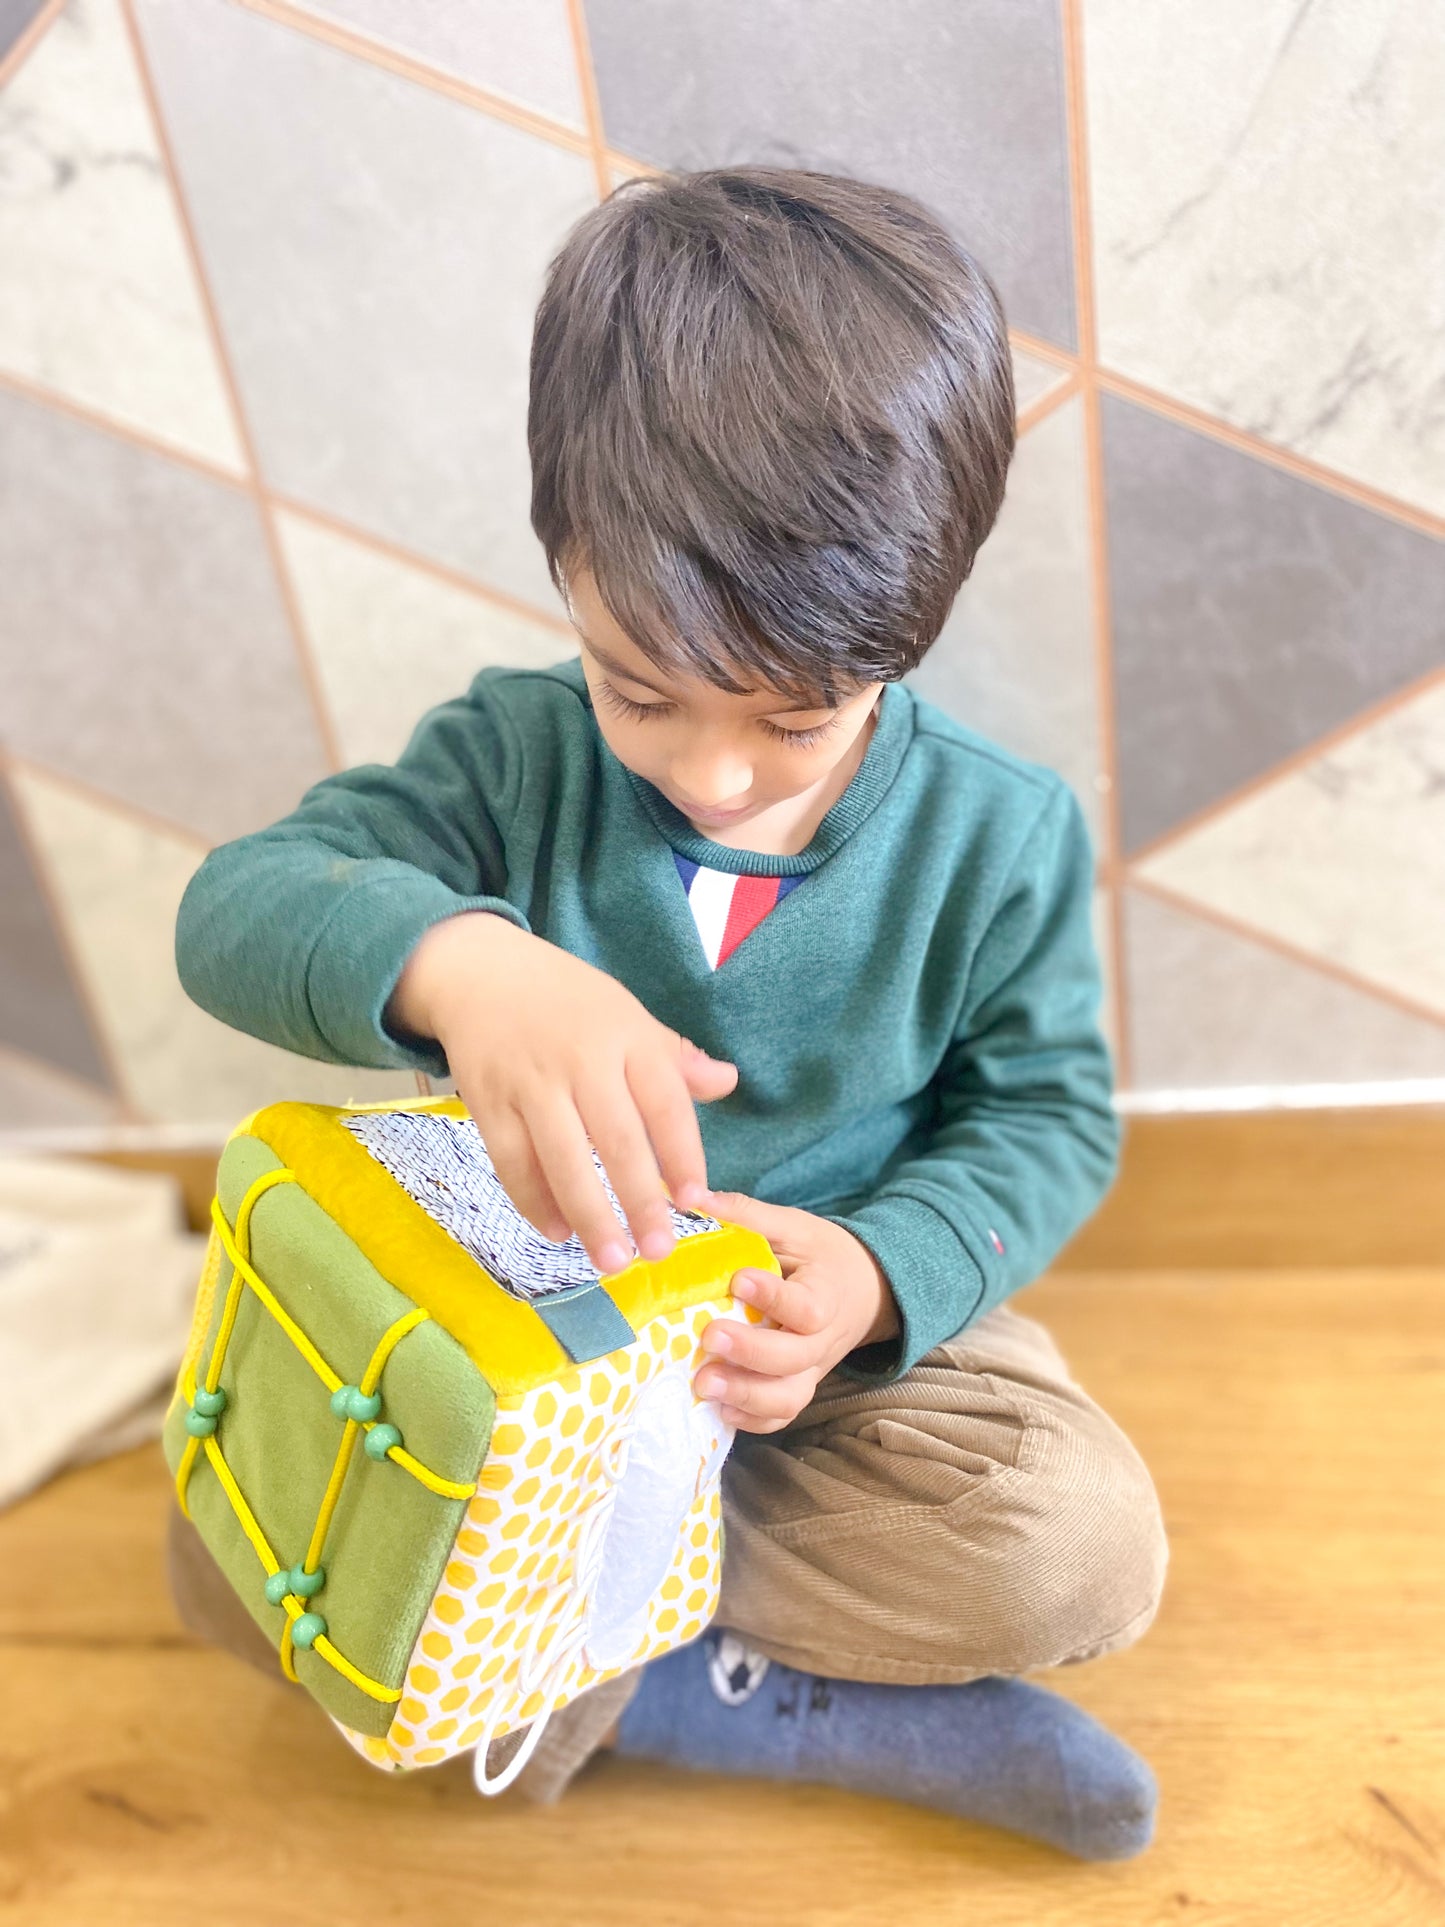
top-left (172, 167), bottom-right (1166, 1860)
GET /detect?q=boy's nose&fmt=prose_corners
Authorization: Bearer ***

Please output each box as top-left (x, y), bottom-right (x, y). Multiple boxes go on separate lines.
top-left (669, 758), bottom-right (752, 811)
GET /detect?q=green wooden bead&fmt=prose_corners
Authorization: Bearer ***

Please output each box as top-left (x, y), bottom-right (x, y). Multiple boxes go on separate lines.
top-left (192, 1385), bottom-right (227, 1417)
top-left (363, 1422), bottom-right (402, 1462)
top-left (184, 1408), bottom-right (218, 1438)
top-left (329, 1385), bottom-right (353, 1419)
top-left (264, 1570), bottom-right (292, 1606)
top-left (288, 1563), bottom-right (325, 1598)
top-left (344, 1386), bottom-right (382, 1423)
top-left (291, 1612), bottom-right (326, 1650)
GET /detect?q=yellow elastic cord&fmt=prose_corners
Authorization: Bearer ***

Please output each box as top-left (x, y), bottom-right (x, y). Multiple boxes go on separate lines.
top-left (209, 1188), bottom-right (339, 1390)
top-left (176, 1169), bottom-right (473, 1708)
top-left (175, 1170), bottom-right (300, 1515)
top-left (200, 1434), bottom-right (399, 1704)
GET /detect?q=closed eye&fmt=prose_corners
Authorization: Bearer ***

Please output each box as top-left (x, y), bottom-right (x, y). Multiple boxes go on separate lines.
top-left (596, 680), bottom-right (673, 723)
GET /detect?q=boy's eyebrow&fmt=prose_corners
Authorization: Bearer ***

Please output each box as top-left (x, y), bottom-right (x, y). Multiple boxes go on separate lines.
top-left (579, 635), bottom-right (838, 713)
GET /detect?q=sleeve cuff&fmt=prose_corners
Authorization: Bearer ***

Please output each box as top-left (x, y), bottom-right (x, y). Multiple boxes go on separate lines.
top-left (821, 1190), bottom-right (987, 1384)
top-left (304, 868), bottom-right (529, 1076)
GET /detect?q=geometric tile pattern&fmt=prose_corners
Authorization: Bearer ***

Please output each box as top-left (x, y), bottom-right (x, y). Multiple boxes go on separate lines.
top-left (0, 0), bottom-right (244, 472)
top-left (1085, 0), bottom-right (1445, 518)
top-left (10, 765), bottom-right (415, 1125)
top-left (1103, 393), bottom-right (1445, 856)
top-left (909, 395), bottom-right (1103, 844)
top-left (1124, 886), bottom-right (1445, 1095)
top-left (134, 0), bottom-right (595, 610)
top-left (0, 769), bottom-right (113, 1089)
top-left (0, 386), bottom-right (330, 843)
top-left (1, 0), bottom-right (1441, 1131)
top-left (289, 0), bottom-right (586, 129)
top-left (585, 0), bottom-right (1078, 348)
top-left (0, 1048), bottom-right (122, 1132)
top-left (276, 511), bottom-right (576, 770)
top-left (1135, 677), bottom-right (1445, 1024)
top-left (1, 0), bottom-right (51, 61)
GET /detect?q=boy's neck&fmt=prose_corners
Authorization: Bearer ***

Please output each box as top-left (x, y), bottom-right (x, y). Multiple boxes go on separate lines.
top-left (685, 693), bottom-right (883, 859)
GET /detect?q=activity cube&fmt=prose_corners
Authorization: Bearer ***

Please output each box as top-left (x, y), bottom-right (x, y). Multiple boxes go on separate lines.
top-left (164, 1097), bottom-right (774, 1791)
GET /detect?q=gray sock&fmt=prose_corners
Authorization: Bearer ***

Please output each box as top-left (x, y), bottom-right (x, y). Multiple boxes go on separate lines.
top-left (615, 1631), bottom-right (1156, 1861)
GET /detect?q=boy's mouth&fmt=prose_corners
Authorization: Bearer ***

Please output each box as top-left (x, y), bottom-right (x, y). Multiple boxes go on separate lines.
top-left (672, 795), bottom-right (754, 825)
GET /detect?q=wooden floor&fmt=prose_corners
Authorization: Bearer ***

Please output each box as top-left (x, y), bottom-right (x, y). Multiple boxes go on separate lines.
top-left (2, 1264), bottom-right (1443, 1926)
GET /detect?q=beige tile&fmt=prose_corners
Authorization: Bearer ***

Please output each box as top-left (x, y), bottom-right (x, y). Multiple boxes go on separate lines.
top-left (0, 0), bottom-right (244, 472)
top-left (291, 0), bottom-right (585, 128)
top-left (1136, 677), bottom-right (1445, 1021)
top-left (1012, 346), bottom-right (1071, 418)
top-left (1124, 886), bottom-right (1445, 1092)
top-left (276, 511), bottom-right (577, 768)
top-left (1085, 0), bottom-right (1445, 515)
top-left (10, 768), bottom-right (416, 1125)
top-left (908, 394), bottom-right (1104, 844)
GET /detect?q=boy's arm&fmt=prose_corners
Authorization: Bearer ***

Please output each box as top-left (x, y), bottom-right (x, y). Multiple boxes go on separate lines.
top-left (821, 781), bottom-right (1121, 1382)
top-left (175, 680), bottom-right (530, 1079)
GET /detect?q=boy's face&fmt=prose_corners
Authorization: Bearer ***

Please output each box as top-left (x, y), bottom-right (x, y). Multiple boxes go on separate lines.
top-left (566, 566), bottom-right (883, 840)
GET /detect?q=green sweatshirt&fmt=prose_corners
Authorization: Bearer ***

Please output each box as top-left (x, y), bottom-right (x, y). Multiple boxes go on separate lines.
top-left (176, 656), bottom-right (1119, 1382)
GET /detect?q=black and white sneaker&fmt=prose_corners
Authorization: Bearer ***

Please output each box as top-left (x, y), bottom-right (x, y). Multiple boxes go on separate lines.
top-left (706, 1629), bottom-right (772, 1706)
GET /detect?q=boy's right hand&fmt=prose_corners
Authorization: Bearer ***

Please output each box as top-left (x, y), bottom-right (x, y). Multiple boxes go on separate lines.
top-left (387, 912), bottom-right (738, 1275)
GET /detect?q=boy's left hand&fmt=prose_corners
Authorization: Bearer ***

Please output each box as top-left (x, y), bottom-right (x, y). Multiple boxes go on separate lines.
top-left (693, 1192), bottom-right (900, 1433)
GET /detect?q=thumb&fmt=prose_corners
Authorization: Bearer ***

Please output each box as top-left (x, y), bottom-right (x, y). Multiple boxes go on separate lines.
top-left (678, 1036), bottom-right (739, 1100)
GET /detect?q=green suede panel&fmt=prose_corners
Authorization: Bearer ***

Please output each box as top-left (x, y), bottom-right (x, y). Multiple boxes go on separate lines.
top-left (166, 1133), bottom-right (496, 1738)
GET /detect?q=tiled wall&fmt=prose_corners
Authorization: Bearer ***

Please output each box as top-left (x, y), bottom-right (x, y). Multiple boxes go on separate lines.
top-left (1, 0), bottom-right (1441, 1141)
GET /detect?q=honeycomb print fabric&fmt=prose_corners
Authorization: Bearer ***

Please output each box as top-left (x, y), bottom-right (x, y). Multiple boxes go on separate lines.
top-left (335, 1295), bottom-right (741, 1771)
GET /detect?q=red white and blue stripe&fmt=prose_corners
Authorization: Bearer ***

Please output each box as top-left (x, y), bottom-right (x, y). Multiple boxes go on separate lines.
top-left (673, 853), bottom-right (805, 969)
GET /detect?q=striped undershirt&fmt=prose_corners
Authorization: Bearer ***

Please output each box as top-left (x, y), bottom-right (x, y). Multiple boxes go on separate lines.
top-left (672, 852), bottom-right (805, 970)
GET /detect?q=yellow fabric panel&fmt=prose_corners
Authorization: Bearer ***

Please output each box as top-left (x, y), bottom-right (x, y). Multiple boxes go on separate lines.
top-left (240, 1100), bottom-right (779, 1396)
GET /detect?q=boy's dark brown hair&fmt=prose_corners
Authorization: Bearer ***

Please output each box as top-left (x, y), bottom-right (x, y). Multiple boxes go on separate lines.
top-left (528, 165), bottom-right (1015, 707)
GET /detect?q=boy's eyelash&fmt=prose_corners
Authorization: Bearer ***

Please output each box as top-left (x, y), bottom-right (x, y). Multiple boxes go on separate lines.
top-left (597, 679), bottom-right (841, 748)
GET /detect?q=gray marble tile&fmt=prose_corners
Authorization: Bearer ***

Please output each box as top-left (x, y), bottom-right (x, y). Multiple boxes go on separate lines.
top-left (0, 773), bottom-right (112, 1086)
top-left (0, 387), bottom-right (329, 841)
top-left (585, 0), bottom-right (1076, 349)
top-left (1124, 885), bottom-right (1445, 1092)
top-left (134, 0), bottom-right (595, 612)
top-left (907, 395), bottom-right (1103, 843)
top-left (291, 0), bottom-right (585, 127)
top-left (1086, 0), bottom-right (1445, 517)
top-left (1102, 392), bottom-right (1445, 855)
top-left (0, 0), bottom-right (49, 60)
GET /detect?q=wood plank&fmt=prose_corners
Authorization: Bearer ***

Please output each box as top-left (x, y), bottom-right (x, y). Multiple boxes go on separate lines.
top-left (1059, 1108), bottom-right (1445, 1269)
top-left (1, 1264), bottom-right (1442, 1924)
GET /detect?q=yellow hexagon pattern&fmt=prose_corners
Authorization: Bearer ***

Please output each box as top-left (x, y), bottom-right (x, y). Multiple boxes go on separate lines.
top-left (337, 1295), bottom-right (739, 1772)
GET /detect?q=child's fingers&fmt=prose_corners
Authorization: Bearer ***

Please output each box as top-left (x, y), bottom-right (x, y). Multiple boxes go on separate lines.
top-left (699, 1316), bottom-right (821, 1379)
top-left (625, 1045), bottom-right (714, 1213)
top-left (697, 1364), bottom-right (816, 1429)
top-left (524, 1093), bottom-right (636, 1275)
top-left (728, 1265), bottom-right (826, 1337)
top-left (471, 1100), bottom-right (570, 1242)
top-left (575, 1073), bottom-right (677, 1264)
